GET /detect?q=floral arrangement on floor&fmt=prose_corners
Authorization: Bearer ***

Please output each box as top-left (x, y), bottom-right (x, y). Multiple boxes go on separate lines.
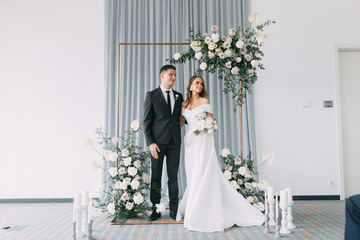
top-left (219, 149), bottom-right (275, 211)
top-left (194, 113), bottom-right (218, 135)
top-left (87, 120), bottom-right (151, 223)
top-left (169, 12), bottom-right (275, 110)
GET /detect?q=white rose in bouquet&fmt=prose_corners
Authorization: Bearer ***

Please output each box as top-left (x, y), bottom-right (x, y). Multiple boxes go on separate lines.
top-left (247, 196), bottom-right (254, 203)
top-left (195, 52), bottom-right (203, 60)
top-left (125, 202), bottom-right (134, 210)
top-left (130, 119), bottom-right (140, 131)
top-left (211, 25), bottom-right (219, 31)
top-left (224, 49), bottom-right (232, 57)
top-left (223, 170), bottom-right (232, 180)
top-left (133, 192), bottom-right (144, 204)
top-left (119, 182), bottom-right (127, 190)
top-left (236, 40), bottom-right (244, 48)
top-left (173, 53), bottom-right (181, 60)
top-left (245, 171), bottom-right (253, 179)
top-left (220, 148), bottom-right (231, 158)
top-left (131, 179), bottom-right (140, 190)
top-left (208, 42), bottom-right (217, 50)
top-left (133, 160), bottom-right (141, 168)
top-left (252, 182), bottom-right (258, 188)
top-left (109, 167), bottom-right (118, 177)
top-left (121, 149), bottom-right (129, 157)
top-left (199, 62), bottom-right (207, 70)
top-left (190, 41), bottom-right (201, 51)
top-left (229, 28), bottom-right (236, 36)
top-left (211, 33), bottom-right (220, 42)
top-left (109, 152), bottom-right (118, 162)
top-left (245, 182), bottom-right (252, 189)
top-left (111, 137), bottom-right (118, 145)
top-left (238, 166), bottom-right (248, 176)
top-left (121, 192), bottom-right (130, 201)
top-left (107, 203), bottom-right (115, 214)
top-left (128, 167), bottom-right (138, 176)
top-left (257, 32), bottom-right (269, 44)
top-left (231, 67), bottom-right (239, 74)
top-left (225, 61), bottom-right (232, 68)
top-left (208, 51), bottom-right (215, 59)
top-left (123, 157), bottom-right (132, 167)
top-left (114, 181), bottom-right (122, 189)
top-left (234, 157), bottom-right (242, 165)
top-left (231, 180), bottom-right (240, 189)
top-left (123, 177), bottom-right (131, 185)
top-left (118, 167), bottom-right (126, 175)
top-left (235, 57), bottom-right (242, 63)
top-left (144, 175), bottom-right (151, 184)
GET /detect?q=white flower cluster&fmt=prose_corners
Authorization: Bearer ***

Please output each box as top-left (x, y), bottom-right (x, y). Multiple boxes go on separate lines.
top-left (193, 113), bottom-right (218, 135)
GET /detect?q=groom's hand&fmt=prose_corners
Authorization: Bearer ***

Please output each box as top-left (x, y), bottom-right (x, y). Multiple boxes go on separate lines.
top-left (149, 143), bottom-right (160, 159)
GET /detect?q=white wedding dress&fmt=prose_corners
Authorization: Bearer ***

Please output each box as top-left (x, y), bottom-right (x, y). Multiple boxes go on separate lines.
top-left (176, 104), bottom-right (265, 232)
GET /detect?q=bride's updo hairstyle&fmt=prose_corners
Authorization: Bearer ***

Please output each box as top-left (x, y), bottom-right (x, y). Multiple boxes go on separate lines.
top-left (185, 76), bottom-right (208, 108)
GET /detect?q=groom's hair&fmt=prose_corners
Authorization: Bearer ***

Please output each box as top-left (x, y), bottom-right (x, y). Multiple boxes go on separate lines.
top-left (159, 65), bottom-right (176, 75)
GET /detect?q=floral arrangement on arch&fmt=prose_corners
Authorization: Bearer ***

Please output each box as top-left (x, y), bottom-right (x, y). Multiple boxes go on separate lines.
top-left (219, 149), bottom-right (275, 211)
top-left (169, 12), bottom-right (275, 110)
top-left (86, 120), bottom-right (151, 223)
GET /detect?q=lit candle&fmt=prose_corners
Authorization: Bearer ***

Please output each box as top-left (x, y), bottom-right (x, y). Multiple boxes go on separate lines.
top-left (82, 190), bottom-right (89, 206)
top-left (275, 192), bottom-right (279, 217)
top-left (286, 187), bottom-right (293, 203)
top-left (267, 186), bottom-right (274, 202)
top-left (76, 192), bottom-right (82, 209)
top-left (264, 189), bottom-right (268, 214)
top-left (280, 190), bottom-right (288, 206)
top-left (88, 197), bottom-right (92, 223)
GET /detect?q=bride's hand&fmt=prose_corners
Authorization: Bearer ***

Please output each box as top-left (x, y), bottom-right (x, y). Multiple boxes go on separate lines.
top-left (180, 115), bottom-right (185, 127)
top-left (149, 143), bottom-right (160, 159)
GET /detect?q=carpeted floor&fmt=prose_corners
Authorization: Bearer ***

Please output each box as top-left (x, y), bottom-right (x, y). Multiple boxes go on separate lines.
top-left (0, 201), bottom-right (345, 239)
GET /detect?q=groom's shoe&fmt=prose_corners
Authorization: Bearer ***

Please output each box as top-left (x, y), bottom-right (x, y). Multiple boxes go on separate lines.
top-left (149, 209), bottom-right (161, 221)
top-left (170, 210), bottom-right (177, 221)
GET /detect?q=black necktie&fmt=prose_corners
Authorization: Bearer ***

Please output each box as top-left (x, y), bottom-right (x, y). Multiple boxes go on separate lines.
top-left (166, 91), bottom-right (171, 113)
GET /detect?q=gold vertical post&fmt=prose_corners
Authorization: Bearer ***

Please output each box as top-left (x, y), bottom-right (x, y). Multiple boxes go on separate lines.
top-left (239, 80), bottom-right (243, 160)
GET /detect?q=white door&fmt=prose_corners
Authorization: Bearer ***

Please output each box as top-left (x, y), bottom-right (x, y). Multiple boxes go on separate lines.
top-left (338, 50), bottom-right (360, 198)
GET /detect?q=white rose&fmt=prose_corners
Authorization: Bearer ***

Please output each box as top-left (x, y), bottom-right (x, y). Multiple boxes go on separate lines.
top-left (173, 53), bottom-right (181, 60)
top-left (237, 179), bottom-right (243, 185)
top-left (104, 150), bottom-right (113, 161)
top-left (155, 202), bottom-right (166, 213)
top-left (120, 192), bottom-right (130, 201)
top-left (224, 50), bottom-right (232, 57)
top-left (118, 167), bottom-right (126, 175)
top-left (223, 41), bottom-right (231, 49)
top-left (245, 182), bottom-right (252, 189)
top-left (119, 182), bottom-right (127, 190)
top-left (128, 167), bottom-right (138, 176)
top-left (252, 182), bottom-right (258, 188)
top-left (262, 153), bottom-right (275, 165)
top-left (109, 152), bottom-right (118, 162)
top-left (130, 119), bottom-right (140, 131)
top-left (133, 192), bottom-right (144, 204)
top-left (223, 170), bottom-right (232, 180)
top-left (213, 124), bottom-right (218, 130)
top-left (226, 37), bottom-right (232, 43)
top-left (236, 57), bottom-right (242, 63)
top-left (208, 42), bottom-right (217, 50)
top-left (248, 12), bottom-right (260, 23)
top-left (211, 25), bottom-right (219, 31)
top-left (231, 67), bottom-right (239, 74)
top-left (218, 53), bottom-right (225, 59)
top-left (238, 167), bottom-right (248, 176)
top-left (133, 160), bottom-right (141, 168)
top-left (211, 33), bottom-right (220, 43)
top-left (251, 156), bottom-right (256, 161)
top-left (85, 138), bottom-right (94, 147)
top-left (111, 137), bottom-right (118, 145)
top-left (190, 41), bottom-right (201, 51)
top-left (91, 161), bottom-right (102, 170)
top-left (231, 180), bottom-right (240, 189)
top-left (236, 40), bottom-right (244, 48)
top-left (257, 32), bottom-right (269, 44)
top-left (240, 48), bottom-right (247, 55)
top-left (251, 60), bottom-right (259, 67)
top-left (125, 202), bottom-right (134, 210)
top-left (107, 203), bottom-right (115, 214)
top-left (199, 62), bottom-right (207, 70)
top-left (123, 157), bottom-right (132, 167)
top-left (108, 167), bottom-right (118, 177)
top-left (222, 36), bottom-right (227, 41)
top-left (248, 69), bottom-right (255, 76)
top-left (220, 148), bottom-right (231, 158)
top-left (121, 149), bottom-right (129, 157)
top-left (234, 157), bottom-right (242, 165)
top-left (245, 171), bottom-right (253, 179)
top-left (135, 175), bottom-right (141, 180)
top-left (195, 52), bottom-right (203, 60)
top-left (208, 51), bottom-right (215, 59)
top-left (247, 196), bottom-right (254, 203)
top-left (207, 129), bottom-right (214, 133)
top-left (123, 177), bottom-right (131, 185)
top-left (205, 36), bottom-right (211, 44)
top-left (215, 48), bottom-right (222, 54)
top-left (225, 61), bottom-right (232, 69)
top-left (131, 179), bottom-right (140, 190)
top-left (244, 54), bottom-right (252, 61)
top-left (114, 181), bottom-right (122, 189)
top-left (229, 28), bottom-right (236, 36)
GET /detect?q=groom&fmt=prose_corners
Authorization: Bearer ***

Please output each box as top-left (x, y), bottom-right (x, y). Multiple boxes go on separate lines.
top-left (143, 65), bottom-right (184, 221)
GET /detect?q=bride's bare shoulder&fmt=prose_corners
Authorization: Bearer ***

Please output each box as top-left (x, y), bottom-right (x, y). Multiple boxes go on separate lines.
top-left (200, 98), bottom-right (210, 104)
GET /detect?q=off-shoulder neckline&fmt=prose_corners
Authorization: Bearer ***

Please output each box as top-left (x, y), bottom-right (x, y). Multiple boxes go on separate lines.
top-left (182, 103), bottom-right (210, 112)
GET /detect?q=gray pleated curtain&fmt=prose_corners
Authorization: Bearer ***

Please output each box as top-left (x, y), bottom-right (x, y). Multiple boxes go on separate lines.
top-left (103, 0), bottom-right (254, 203)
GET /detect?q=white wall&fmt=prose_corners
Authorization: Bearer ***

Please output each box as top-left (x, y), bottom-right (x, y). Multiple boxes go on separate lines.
top-left (0, 0), bottom-right (104, 198)
top-left (251, 0), bottom-right (360, 197)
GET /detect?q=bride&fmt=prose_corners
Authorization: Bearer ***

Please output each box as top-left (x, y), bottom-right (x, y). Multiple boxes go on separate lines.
top-left (176, 76), bottom-right (265, 232)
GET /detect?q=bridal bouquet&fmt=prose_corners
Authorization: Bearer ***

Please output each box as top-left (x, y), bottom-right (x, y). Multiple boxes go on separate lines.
top-left (87, 120), bottom-right (151, 223)
top-left (194, 113), bottom-right (218, 135)
top-left (169, 12), bottom-right (275, 110)
top-left (220, 149), bottom-right (275, 212)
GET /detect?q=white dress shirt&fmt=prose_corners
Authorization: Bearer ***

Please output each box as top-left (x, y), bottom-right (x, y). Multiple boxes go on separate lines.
top-left (160, 84), bottom-right (175, 113)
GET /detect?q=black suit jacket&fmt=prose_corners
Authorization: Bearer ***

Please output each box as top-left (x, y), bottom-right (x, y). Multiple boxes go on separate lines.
top-left (143, 87), bottom-right (183, 146)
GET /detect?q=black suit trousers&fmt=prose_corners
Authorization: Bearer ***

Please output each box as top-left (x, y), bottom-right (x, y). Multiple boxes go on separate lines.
top-left (150, 138), bottom-right (180, 212)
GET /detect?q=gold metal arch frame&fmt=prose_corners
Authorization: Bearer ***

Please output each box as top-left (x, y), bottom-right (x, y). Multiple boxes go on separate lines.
top-left (116, 42), bottom-right (243, 160)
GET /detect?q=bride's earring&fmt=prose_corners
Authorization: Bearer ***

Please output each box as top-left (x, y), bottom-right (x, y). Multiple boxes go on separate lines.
top-left (190, 87), bottom-right (193, 91)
